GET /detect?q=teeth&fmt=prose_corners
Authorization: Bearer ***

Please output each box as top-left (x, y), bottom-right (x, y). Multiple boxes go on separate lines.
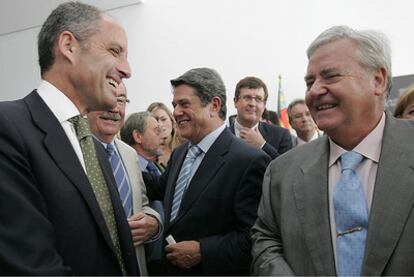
top-left (107, 78), bottom-right (118, 88)
top-left (317, 104), bottom-right (335, 111)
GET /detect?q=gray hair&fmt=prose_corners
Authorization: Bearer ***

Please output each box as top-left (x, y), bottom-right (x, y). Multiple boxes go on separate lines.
top-left (287, 98), bottom-right (306, 123)
top-left (120, 111), bottom-right (155, 146)
top-left (307, 25), bottom-right (392, 96)
top-left (170, 67), bottom-right (227, 120)
top-left (38, 1), bottom-right (102, 76)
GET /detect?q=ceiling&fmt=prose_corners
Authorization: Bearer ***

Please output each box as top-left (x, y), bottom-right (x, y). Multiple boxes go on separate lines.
top-left (0, 0), bottom-right (143, 36)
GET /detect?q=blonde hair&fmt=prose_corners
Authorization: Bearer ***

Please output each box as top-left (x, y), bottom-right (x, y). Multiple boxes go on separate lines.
top-left (393, 84), bottom-right (414, 118)
top-left (147, 102), bottom-right (182, 150)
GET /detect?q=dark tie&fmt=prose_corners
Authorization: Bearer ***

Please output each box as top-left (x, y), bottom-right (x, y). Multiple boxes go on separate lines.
top-left (146, 161), bottom-right (161, 176)
top-left (106, 144), bottom-right (132, 217)
top-left (334, 151), bottom-right (368, 276)
top-left (170, 145), bottom-right (202, 221)
top-left (68, 115), bottom-right (126, 275)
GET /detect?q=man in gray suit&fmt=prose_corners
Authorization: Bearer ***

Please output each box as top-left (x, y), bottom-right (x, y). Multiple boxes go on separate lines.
top-left (88, 82), bottom-right (162, 276)
top-left (252, 25), bottom-right (414, 276)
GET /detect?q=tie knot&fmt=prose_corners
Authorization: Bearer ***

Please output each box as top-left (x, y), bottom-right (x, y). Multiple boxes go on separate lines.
top-left (146, 161), bottom-right (160, 175)
top-left (68, 115), bottom-right (91, 140)
top-left (341, 151), bottom-right (363, 171)
top-left (106, 143), bottom-right (115, 156)
top-left (187, 145), bottom-right (202, 159)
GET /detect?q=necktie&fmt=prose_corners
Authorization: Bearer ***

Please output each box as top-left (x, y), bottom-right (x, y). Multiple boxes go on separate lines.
top-left (69, 116), bottom-right (126, 276)
top-left (334, 151), bottom-right (368, 277)
top-left (106, 144), bottom-right (132, 217)
top-left (170, 145), bottom-right (202, 221)
top-left (146, 161), bottom-right (161, 176)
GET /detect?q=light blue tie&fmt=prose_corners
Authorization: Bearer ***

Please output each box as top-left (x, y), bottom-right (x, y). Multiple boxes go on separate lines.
top-left (106, 144), bottom-right (132, 217)
top-left (334, 151), bottom-right (368, 277)
top-left (170, 145), bottom-right (202, 221)
top-left (146, 161), bottom-right (161, 176)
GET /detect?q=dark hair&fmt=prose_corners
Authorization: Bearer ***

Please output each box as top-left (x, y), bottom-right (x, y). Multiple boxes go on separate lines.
top-left (38, 1), bottom-right (102, 76)
top-left (170, 67), bottom-right (227, 120)
top-left (262, 109), bottom-right (279, 125)
top-left (235, 76), bottom-right (268, 101)
top-left (287, 99), bottom-right (306, 123)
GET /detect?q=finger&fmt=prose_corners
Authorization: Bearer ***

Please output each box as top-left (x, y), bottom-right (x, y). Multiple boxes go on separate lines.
top-left (128, 212), bottom-right (146, 221)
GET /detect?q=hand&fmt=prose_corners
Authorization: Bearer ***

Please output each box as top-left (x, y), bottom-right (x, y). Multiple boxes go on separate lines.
top-left (165, 240), bottom-right (201, 269)
top-left (239, 126), bottom-right (266, 148)
top-left (128, 212), bottom-right (159, 246)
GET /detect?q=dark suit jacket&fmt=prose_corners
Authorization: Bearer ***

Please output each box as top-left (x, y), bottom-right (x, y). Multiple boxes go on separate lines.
top-left (229, 121), bottom-right (292, 159)
top-left (251, 114), bottom-right (414, 276)
top-left (0, 91), bottom-right (138, 275)
top-left (145, 128), bottom-right (271, 275)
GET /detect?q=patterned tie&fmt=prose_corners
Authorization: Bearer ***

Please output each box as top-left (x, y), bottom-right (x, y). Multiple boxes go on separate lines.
top-left (146, 161), bottom-right (161, 176)
top-left (170, 145), bottom-right (202, 221)
top-left (68, 116), bottom-right (126, 276)
top-left (106, 144), bottom-right (132, 217)
top-left (334, 151), bottom-right (368, 277)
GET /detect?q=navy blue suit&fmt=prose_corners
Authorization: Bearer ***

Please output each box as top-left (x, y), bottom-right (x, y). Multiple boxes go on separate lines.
top-left (229, 121), bottom-right (292, 159)
top-left (144, 128), bottom-right (271, 275)
top-left (0, 91), bottom-right (138, 275)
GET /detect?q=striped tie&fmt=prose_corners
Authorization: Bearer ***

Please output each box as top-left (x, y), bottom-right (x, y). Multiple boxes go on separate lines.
top-left (170, 145), bottom-right (202, 221)
top-left (106, 143), bottom-right (132, 218)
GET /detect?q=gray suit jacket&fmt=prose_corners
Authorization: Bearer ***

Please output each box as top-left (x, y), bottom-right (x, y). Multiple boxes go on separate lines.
top-left (114, 139), bottom-right (162, 276)
top-left (251, 114), bottom-right (414, 276)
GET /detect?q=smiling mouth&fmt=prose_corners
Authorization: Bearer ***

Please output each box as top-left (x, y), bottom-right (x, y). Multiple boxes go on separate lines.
top-left (107, 78), bottom-right (119, 89)
top-left (317, 104), bottom-right (337, 111)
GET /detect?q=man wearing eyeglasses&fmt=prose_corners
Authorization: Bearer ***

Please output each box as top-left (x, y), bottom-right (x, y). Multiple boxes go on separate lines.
top-left (88, 82), bottom-right (162, 276)
top-left (230, 76), bottom-right (292, 159)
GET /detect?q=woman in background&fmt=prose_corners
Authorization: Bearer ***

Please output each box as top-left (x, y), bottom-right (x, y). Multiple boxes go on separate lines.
top-left (147, 102), bottom-right (182, 168)
top-left (394, 84), bottom-right (414, 120)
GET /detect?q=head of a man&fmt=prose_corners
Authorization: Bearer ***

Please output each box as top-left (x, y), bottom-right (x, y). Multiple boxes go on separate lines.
top-left (171, 68), bottom-right (226, 144)
top-left (38, 2), bottom-right (131, 115)
top-left (393, 85), bottom-right (414, 120)
top-left (120, 112), bottom-right (163, 160)
top-left (304, 25), bottom-right (390, 149)
top-left (88, 82), bottom-right (128, 144)
top-left (234, 76), bottom-right (268, 128)
top-left (288, 99), bottom-right (317, 141)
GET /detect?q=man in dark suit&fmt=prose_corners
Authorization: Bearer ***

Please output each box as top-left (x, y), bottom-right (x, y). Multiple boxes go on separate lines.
top-left (252, 25), bottom-right (414, 276)
top-left (144, 68), bottom-right (271, 275)
top-left (0, 2), bottom-right (137, 275)
top-left (230, 76), bottom-right (292, 159)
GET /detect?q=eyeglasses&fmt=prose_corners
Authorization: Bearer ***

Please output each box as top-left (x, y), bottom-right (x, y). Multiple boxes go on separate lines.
top-left (238, 95), bottom-right (265, 104)
top-left (117, 96), bottom-right (130, 106)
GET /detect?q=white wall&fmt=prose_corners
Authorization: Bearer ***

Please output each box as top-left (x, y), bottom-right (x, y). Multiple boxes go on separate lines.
top-left (1, 0), bottom-right (413, 118)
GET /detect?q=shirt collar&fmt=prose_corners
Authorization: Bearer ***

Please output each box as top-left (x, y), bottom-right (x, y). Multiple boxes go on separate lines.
top-left (192, 123), bottom-right (226, 154)
top-left (329, 112), bottom-right (385, 167)
top-left (37, 80), bottom-right (80, 123)
top-left (234, 119), bottom-right (259, 137)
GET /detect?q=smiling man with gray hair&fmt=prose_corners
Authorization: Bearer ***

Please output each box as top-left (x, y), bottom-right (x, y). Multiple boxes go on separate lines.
top-left (252, 25), bottom-right (414, 276)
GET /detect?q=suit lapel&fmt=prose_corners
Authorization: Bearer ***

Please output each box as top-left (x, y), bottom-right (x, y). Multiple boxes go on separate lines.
top-left (164, 144), bottom-right (188, 224)
top-left (170, 130), bottom-right (231, 226)
top-left (294, 137), bottom-right (336, 275)
top-left (362, 116), bottom-right (414, 275)
top-left (25, 92), bottom-right (119, 257)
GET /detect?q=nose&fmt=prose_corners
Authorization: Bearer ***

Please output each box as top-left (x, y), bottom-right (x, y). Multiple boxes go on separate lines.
top-left (118, 57), bottom-right (132, 79)
top-left (308, 79), bottom-right (327, 97)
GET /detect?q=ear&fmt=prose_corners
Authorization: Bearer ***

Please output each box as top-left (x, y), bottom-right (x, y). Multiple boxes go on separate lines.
top-left (233, 96), bottom-right (238, 106)
top-left (373, 67), bottom-right (387, 97)
top-left (210, 96), bottom-right (222, 115)
top-left (132, 130), bottom-right (143, 144)
top-left (57, 31), bottom-right (79, 64)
